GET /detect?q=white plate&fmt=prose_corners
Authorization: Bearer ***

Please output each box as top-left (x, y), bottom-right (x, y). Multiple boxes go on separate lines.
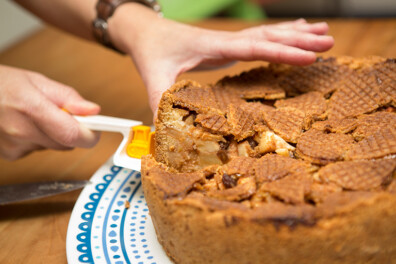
top-left (66, 157), bottom-right (173, 264)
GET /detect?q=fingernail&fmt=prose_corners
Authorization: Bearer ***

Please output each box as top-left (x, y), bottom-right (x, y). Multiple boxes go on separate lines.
top-left (64, 101), bottom-right (100, 115)
top-left (79, 101), bottom-right (100, 110)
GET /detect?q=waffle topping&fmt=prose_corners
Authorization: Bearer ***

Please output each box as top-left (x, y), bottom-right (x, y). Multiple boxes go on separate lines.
top-left (311, 117), bottom-right (357, 134)
top-left (274, 91), bottom-right (327, 119)
top-left (211, 84), bottom-right (245, 112)
top-left (307, 182), bottom-right (343, 204)
top-left (217, 67), bottom-right (286, 100)
top-left (172, 84), bottom-right (219, 114)
top-left (352, 112), bottom-right (396, 141)
top-left (195, 113), bottom-right (230, 135)
top-left (277, 57), bottom-right (352, 96)
top-left (239, 102), bottom-right (273, 131)
top-left (319, 159), bottom-right (396, 191)
top-left (207, 176), bottom-right (256, 202)
top-left (259, 173), bottom-right (312, 204)
top-left (263, 107), bottom-right (306, 143)
top-left (345, 126), bottom-right (396, 160)
top-left (226, 104), bottom-right (255, 141)
top-left (327, 73), bottom-right (382, 120)
top-left (296, 129), bottom-right (355, 165)
top-left (254, 154), bottom-right (309, 184)
top-left (222, 156), bottom-right (256, 178)
top-left (142, 156), bottom-right (205, 198)
top-left (368, 59), bottom-right (396, 106)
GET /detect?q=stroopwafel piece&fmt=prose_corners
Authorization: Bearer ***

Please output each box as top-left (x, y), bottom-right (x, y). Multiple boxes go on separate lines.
top-left (226, 104), bottom-right (255, 141)
top-left (254, 154), bottom-right (309, 184)
top-left (217, 67), bottom-right (286, 100)
top-left (277, 57), bottom-right (352, 96)
top-left (239, 102), bottom-right (273, 131)
top-left (367, 59), bottom-right (396, 106)
top-left (171, 82), bottom-right (219, 114)
top-left (263, 107), bottom-right (306, 143)
top-left (296, 129), bottom-right (355, 165)
top-left (221, 156), bottom-right (257, 178)
top-left (311, 117), bottom-right (357, 134)
top-left (274, 91), bottom-right (327, 119)
top-left (345, 126), bottom-right (396, 160)
top-left (353, 112), bottom-right (396, 140)
top-left (327, 72), bottom-right (382, 120)
top-left (207, 176), bottom-right (256, 202)
top-left (258, 173), bottom-right (312, 204)
top-left (319, 159), bottom-right (396, 191)
top-left (141, 156), bottom-right (205, 198)
top-left (195, 113), bottom-right (230, 135)
top-left (307, 182), bottom-right (342, 204)
top-left (210, 84), bottom-right (245, 112)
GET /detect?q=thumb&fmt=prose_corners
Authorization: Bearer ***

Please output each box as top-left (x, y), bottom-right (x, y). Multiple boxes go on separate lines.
top-left (28, 72), bottom-right (101, 115)
top-left (143, 70), bottom-right (176, 118)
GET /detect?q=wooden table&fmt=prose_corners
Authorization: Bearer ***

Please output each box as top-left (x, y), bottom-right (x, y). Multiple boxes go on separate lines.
top-left (0, 18), bottom-right (395, 263)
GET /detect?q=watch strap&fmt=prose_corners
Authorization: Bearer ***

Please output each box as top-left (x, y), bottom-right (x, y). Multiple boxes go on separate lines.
top-left (92, 0), bottom-right (161, 53)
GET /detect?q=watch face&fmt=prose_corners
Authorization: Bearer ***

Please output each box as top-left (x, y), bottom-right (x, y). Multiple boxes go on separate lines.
top-left (92, 19), bottom-right (106, 43)
top-left (93, 18), bottom-right (108, 30)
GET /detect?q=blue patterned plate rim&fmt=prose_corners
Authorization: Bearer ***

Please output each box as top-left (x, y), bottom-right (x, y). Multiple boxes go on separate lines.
top-left (66, 157), bottom-right (172, 264)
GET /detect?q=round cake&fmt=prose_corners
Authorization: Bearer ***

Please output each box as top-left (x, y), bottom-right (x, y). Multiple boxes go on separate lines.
top-left (142, 57), bottom-right (396, 264)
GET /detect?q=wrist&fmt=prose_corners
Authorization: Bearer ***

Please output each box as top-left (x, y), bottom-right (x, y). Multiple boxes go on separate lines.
top-left (105, 2), bottom-right (161, 55)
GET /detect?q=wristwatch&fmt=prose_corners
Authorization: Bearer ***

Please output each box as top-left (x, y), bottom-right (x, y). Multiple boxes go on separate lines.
top-left (92, 0), bottom-right (161, 53)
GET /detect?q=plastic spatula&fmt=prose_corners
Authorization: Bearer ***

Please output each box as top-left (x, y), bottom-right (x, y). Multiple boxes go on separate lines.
top-left (73, 115), bottom-right (154, 171)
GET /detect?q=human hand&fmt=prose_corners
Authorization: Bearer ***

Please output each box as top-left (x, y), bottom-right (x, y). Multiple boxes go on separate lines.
top-left (110, 5), bottom-right (334, 113)
top-left (0, 65), bottom-right (101, 160)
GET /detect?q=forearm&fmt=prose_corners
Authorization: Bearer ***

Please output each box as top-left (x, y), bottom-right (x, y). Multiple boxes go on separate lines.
top-left (14, 0), bottom-right (97, 40)
top-left (13, 0), bottom-right (159, 53)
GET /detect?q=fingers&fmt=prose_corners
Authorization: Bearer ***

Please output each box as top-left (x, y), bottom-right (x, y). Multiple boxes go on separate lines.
top-left (0, 136), bottom-right (41, 161)
top-left (215, 36), bottom-right (318, 65)
top-left (267, 19), bottom-right (330, 35)
top-left (20, 83), bottom-right (101, 149)
top-left (27, 72), bottom-right (101, 115)
top-left (0, 66), bottom-right (101, 161)
top-left (205, 20), bottom-right (334, 66)
top-left (0, 109), bottom-right (72, 151)
top-left (0, 107), bottom-right (70, 160)
top-left (259, 28), bottom-right (334, 52)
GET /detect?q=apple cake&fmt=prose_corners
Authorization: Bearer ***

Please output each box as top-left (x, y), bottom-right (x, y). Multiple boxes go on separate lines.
top-left (141, 57), bottom-right (396, 264)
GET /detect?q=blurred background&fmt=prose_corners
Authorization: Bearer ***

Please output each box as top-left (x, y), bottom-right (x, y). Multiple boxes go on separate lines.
top-left (0, 0), bottom-right (395, 52)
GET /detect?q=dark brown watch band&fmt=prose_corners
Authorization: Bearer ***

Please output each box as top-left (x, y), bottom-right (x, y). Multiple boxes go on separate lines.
top-left (92, 0), bottom-right (161, 54)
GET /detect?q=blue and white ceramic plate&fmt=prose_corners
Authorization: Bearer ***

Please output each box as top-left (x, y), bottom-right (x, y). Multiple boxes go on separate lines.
top-left (66, 157), bottom-right (173, 264)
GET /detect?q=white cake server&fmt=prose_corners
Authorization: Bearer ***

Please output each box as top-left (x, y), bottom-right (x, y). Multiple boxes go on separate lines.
top-left (73, 115), bottom-right (154, 171)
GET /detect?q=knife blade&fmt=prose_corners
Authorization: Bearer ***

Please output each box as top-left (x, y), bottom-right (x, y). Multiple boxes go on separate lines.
top-left (0, 180), bottom-right (90, 205)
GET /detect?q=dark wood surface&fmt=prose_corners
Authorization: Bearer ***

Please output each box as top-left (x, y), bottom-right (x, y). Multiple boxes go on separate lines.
top-left (0, 18), bottom-right (395, 263)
